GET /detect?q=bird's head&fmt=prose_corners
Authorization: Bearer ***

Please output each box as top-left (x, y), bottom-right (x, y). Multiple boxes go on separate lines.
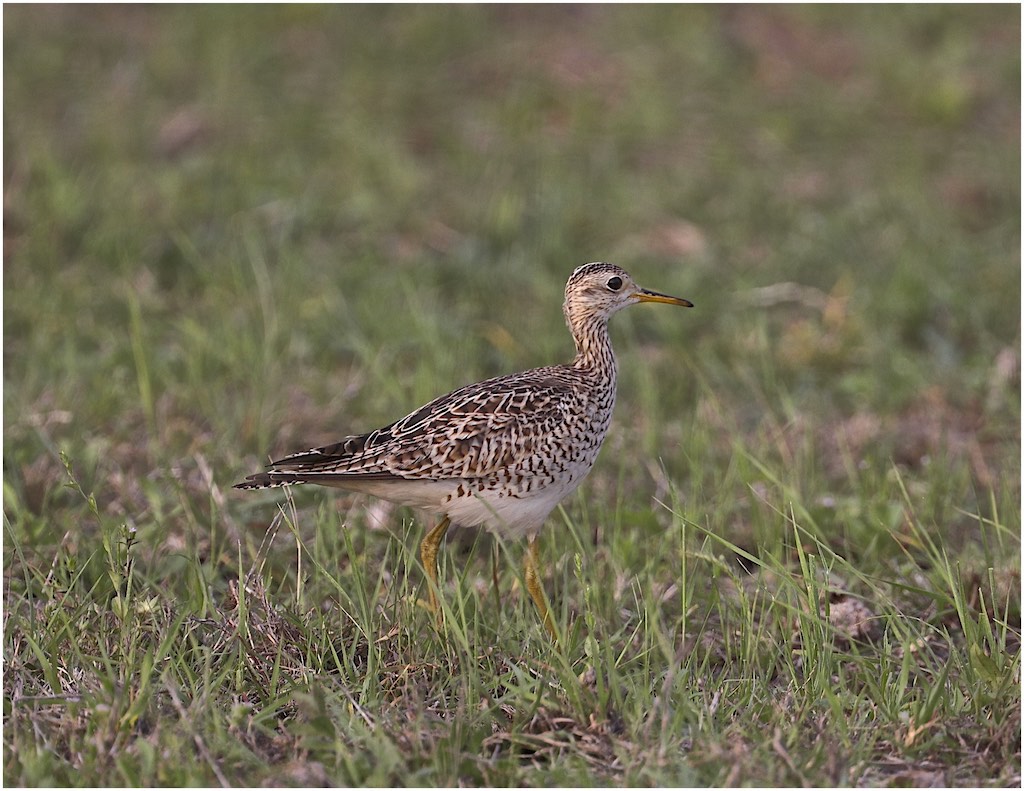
top-left (563, 262), bottom-right (693, 327)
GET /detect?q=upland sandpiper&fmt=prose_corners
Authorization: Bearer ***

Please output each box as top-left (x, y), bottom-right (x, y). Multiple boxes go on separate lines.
top-left (235, 262), bottom-right (692, 638)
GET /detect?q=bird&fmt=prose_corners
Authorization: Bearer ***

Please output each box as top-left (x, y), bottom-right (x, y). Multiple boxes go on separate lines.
top-left (235, 262), bottom-right (692, 639)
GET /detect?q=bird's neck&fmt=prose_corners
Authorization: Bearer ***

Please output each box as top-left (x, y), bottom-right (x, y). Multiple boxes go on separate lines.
top-left (569, 313), bottom-right (617, 378)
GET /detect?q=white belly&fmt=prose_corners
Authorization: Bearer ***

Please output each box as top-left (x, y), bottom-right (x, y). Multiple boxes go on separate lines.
top-left (334, 463), bottom-right (593, 539)
top-left (443, 470), bottom-right (589, 539)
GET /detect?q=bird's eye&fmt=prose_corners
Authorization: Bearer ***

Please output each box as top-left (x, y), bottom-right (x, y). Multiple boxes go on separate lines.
top-left (606, 276), bottom-right (623, 291)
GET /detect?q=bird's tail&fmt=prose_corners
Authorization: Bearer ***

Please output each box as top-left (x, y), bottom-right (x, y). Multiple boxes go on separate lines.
top-left (233, 472), bottom-right (308, 490)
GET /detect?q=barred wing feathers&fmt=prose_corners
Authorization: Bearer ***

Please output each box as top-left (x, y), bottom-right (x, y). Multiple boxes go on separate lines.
top-left (234, 366), bottom-right (587, 489)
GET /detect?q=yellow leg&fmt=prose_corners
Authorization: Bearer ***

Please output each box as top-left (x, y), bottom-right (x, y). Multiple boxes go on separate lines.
top-left (419, 516), bottom-right (451, 622)
top-left (524, 534), bottom-right (558, 641)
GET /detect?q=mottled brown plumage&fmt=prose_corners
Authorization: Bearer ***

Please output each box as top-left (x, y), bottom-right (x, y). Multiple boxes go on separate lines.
top-left (235, 262), bottom-right (692, 637)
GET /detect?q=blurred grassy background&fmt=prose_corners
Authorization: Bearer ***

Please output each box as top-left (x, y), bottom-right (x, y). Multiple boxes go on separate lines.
top-left (4, 5), bottom-right (1020, 786)
top-left (6, 5), bottom-right (1019, 510)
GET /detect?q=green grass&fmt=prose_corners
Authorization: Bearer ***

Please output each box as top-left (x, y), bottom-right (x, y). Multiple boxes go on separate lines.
top-left (4, 5), bottom-right (1020, 786)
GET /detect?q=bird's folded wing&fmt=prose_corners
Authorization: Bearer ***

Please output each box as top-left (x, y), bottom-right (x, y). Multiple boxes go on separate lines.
top-left (264, 369), bottom-right (580, 483)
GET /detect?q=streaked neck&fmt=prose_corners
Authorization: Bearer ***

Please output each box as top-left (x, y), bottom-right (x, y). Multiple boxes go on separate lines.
top-left (570, 313), bottom-right (616, 377)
